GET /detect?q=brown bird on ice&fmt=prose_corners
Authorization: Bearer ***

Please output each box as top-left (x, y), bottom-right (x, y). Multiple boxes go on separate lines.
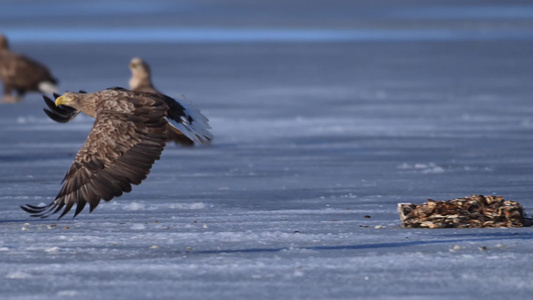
top-left (0, 34), bottom-right (58, 103)
top-left (22, 87), bottom-right (212, 219)
top-left (129, 57), bottom-right (197, 146)
top-left (129, 57), bottom-right (157, 93)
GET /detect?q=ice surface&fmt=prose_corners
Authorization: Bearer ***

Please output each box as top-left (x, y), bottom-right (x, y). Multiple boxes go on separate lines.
top-left (1, 1), bottom-right (533, 299)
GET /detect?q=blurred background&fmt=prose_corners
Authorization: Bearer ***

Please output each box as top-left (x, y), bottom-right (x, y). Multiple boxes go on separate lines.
top-left (2, 0), bottom-right (533, 98)
top-left (3, 0), bottom-right (533, 94)
top-left (2, 0), bottom-right (533, 210)
top-left (2, 0), bottom-right (533, 119)
top-left (2, 1), bottom-right (533, 299)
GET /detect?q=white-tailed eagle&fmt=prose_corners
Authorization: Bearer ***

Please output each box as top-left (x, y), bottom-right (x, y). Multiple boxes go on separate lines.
top-left (22, 87), bottom-right (212, 219)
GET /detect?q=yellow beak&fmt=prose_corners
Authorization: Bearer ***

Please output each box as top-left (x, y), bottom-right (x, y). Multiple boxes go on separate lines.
top-left (55, 95), bottom-right (67, 106)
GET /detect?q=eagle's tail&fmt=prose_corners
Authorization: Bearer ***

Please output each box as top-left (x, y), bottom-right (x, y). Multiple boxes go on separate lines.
top-left (38, 81), bottom-right (59, 95)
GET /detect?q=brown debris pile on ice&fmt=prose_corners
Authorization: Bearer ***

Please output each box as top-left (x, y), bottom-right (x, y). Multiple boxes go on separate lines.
top-left (398, 194), bottom-right (531, 228)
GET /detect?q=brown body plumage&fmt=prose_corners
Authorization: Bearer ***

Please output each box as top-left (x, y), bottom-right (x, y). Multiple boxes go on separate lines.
top-left (0, 34), bottom-right (58, 103)
top-left (129, 57), bottom-right (196, 146)
top-left (22, 87), bottom-right (212, 219)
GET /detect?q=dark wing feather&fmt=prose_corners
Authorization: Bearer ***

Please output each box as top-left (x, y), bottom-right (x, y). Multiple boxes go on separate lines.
top-left (154, 93), bottom-right (213, 145)
top-left (165, 123), bottom-right (194, 146)
top-left (22, 93), bottom-right (168, 219)
top-left (109, 87), bottom-right (129, 92)
top-left (43, 95), bottom-right (80, 123)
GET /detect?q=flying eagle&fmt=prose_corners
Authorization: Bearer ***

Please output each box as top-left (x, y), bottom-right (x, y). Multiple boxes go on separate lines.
top-left (22, 87), bottom-right (213, 219)
top-left (129, 57), bottom-right (196, 146)
top-left (0, 34), bottom-right (58, 103)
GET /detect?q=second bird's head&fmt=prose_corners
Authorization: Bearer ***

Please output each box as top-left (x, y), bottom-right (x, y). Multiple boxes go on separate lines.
top-left (129, 57), bottom-right (150, 75)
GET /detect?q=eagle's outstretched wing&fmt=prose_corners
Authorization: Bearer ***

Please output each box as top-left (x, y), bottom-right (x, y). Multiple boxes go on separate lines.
top-left (22, 94), bottom-right (168, 219)
top-left (43, 93), bottom-right (80, 123)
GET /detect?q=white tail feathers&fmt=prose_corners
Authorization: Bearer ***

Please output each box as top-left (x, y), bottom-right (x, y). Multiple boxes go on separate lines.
top-left (38, 81), bottom-right (59, 94)
top-left (165, 95), bottom-right (213, 145)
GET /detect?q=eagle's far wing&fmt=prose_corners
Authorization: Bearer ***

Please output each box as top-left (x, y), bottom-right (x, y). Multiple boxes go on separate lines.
top-left (159, 93), bottom-right (213, 145)
top-left (43, 94), bottom-right (80, 123)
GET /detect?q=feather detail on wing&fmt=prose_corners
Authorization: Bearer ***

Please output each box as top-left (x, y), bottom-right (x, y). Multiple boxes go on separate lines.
top-left (162, 94), bottom-right (213, 145)
top-left (22, 95), bottom-right (167, 219)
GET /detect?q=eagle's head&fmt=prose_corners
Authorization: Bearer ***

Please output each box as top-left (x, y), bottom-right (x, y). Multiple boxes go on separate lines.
top-left (55, 92), bottom-right (79, 107)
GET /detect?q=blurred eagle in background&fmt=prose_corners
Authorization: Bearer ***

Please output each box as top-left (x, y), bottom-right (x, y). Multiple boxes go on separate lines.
top-left (22, 87), bottom-right (212, 219)
top-left (129, 57), bottom-right (157, 93)
top-left (0, 34), bottom-right (58, 103)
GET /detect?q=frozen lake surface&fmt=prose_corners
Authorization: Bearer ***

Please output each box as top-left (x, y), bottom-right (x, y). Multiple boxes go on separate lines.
top-left (1, 1), bottom-right (533, 299)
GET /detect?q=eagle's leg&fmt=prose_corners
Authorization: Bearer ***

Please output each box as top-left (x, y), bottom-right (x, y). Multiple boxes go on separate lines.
top-left (1, 84), bottom-right (17, 103)
top-left (15, 88), bottom-right (25, 102)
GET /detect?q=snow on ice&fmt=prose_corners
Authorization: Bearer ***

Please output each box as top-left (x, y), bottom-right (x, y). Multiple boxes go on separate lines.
top-left (1, 0), bottom-right (533, 299)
